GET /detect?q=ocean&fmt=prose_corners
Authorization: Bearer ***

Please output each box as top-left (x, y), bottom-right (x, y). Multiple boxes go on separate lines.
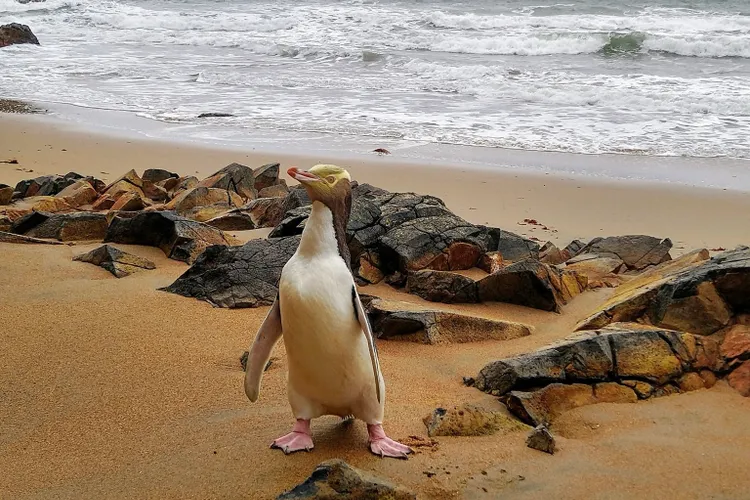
top-left (2, 0), bottom-right (750, 160)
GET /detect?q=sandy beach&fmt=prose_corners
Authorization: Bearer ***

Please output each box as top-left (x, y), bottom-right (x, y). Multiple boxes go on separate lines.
top-left (2, 112), bottom-right (750, 499)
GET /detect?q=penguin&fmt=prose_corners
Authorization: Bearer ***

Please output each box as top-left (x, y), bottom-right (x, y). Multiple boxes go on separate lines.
top-left (244, 164), bottom-right (413, 459)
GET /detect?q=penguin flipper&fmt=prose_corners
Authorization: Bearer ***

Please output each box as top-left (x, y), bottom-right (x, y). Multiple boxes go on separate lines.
top-left (352, 287), bottom-right (383, 404)
top-left (244, 297), bottom-right (283, 402)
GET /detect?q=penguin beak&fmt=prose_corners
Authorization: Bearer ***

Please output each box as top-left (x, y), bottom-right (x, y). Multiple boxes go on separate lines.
top-left (287, 167), bottom-right (320, 184)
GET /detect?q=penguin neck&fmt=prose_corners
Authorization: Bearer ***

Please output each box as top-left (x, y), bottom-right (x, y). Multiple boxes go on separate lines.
top-left (298, 200), bottom-right (351, 268)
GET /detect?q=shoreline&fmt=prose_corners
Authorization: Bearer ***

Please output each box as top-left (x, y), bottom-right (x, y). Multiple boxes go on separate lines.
top-left (8, 99), bottom-right (750, 192)
top-left (3, 111), bottom-right (750, 252)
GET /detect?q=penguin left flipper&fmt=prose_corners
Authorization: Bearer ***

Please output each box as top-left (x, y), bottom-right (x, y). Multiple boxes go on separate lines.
top-left (244, 297), bottom-right (283, 402)
top-left (351, 286), bottom-right (383, 404)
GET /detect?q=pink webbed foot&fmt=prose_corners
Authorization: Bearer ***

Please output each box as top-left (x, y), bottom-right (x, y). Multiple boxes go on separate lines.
top-left (367, 423), bottom-right (413, 459)
top-left (271, 419), bottom-right (314, 454)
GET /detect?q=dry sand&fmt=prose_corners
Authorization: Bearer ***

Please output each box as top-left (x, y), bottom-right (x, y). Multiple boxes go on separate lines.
top-left (2, 113), bottom-right (750, 499)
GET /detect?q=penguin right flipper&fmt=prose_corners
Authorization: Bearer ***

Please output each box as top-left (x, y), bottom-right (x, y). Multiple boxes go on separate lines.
top-left (244, 297), bottom-right (283, 402)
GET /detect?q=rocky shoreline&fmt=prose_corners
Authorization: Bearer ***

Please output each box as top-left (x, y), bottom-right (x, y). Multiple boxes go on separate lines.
top-left (2, 161), bottom-right (749, 498)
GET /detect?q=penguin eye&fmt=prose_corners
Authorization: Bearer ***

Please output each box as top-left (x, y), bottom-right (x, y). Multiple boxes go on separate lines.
top-left (326, 175), bottom-right (336, 184)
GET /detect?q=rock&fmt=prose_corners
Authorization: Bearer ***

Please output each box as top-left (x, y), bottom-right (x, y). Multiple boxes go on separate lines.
top-left (699, 370), bottom-right (717, 389)
top-left (0, 23), bottom-right (40, 48)
top-left (357, 252), bottom-right (384, 284)
top-left (578, 235), bottom-right (672, 271)
top-left (253, 163), bottom-right (281, 191)
top-left (198, 162), bottom-right (257, 200)
top-left (620, 379), bottom-right (655, 399)
top-left (363, 296), bottom-right (531, 344)
top-left (477, 251), bottom-right (504, 274)
top-left (204, 211), bottom-right (255, 231)
top-left (727, 361), bottom-right (750, 396)
top-left (102, 169), bottom-right (145, 201)
top-left (491, 229), bottom-right (540, 262)
top-left (73, 244), bottom-right (156, 278)
top-left (9, 210), bottom-right (50, 234)
top-left (526, 424), bottom-right (556, 454)
top-left (0, 231), bottom-right (63, 245)
top-left (694, 335), bottom-right (723, 372)
top-left (0, 184), bottom-right (13, 205)
top-left (142, 180), bottom-right (169, 202)
top-left (163, 235), bottom-right (300, 305)
top-left (562, 239), bottom-right (586, 259)
top-left (477, 260), bottom-right (585, 312)
top-left (565, 254), bottom-right (625, 284)
top-left (167, 176), bottom-right (198, 197)
top-left (281, 185), bottom-right (311, 214)
top-left (23, 212), bottom-right (108, 241)
top-left (423, 405), bottom-right (529, 437)
top-left (258, 182), bottom-right (289, 198)
top-left (677, 372), bottom-right (706, 392)
top-left (245, 197), bottom-right (288, 228)
top-left (142, 168), bottom-right (178, 184)
top-left (0, 215), bottom-right (10, 232)
top-left (92, 194), bottom-right (116, 211)
top-left (720, 325), bottom-right (750, 360)
top-left (55, 179), bottom-right (98, 208)
top-left (475, 323), bottom-right (697, 396)
top-left (576, 247), bottom-right (746, 334)
top-left (379, 214), bottom-right (491, 272)
top-left (15, 174), bottom-right (81, 198)
top-left (277, 459), bottom-right (415, 500)
top-left (105, 211), bottom-right (238, 263)
top-left (197, 112), bottom-right (234, 118)
top-left (405, 270), bottom-right (478, 304)
top-left (24, 196), bottom-right (74, 213)
top-left (539, 242), bottom-right (566, 266)
top-left (504, 382), bottom-right (636, 426)
top-left (165, 186), bottom-right (243, 222)
top-left (110, 191), bottom-right (147, 212)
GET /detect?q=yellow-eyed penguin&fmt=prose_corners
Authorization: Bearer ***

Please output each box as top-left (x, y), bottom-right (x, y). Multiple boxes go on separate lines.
top-left (244, 164), bottom-right (412, 459)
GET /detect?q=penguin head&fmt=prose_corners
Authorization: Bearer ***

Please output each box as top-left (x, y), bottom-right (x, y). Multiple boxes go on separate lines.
top-left (287, 164), bottom-right (352, 212)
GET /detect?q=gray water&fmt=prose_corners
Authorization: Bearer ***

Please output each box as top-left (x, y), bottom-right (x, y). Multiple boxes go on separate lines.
top-left (2, 0), bottom-right (750, 159)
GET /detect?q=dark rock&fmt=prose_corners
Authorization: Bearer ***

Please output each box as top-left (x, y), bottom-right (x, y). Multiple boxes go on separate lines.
top-left (526, 424), bottom-right (556, 454)
top-left (277, 459), bottom-right (415, 499)
top-left (198, 162), bottom-right (257, 200)
top-left (563, 239), bottom-right (586, 259)
top-left (0, 23), bottom-right (40, 48)
top-left (105, 211), bottom-right (238, 263)
top-left (578, 235), bottom-right (672, 270)
top-left (162, 235), bottom-right (300, 306)
top-left (477, 260), bottom-right (586, 312)
top-left (24, 212), bottom-right (108, 241)
top-left (253, 163), bottom-right (281, 192)
top-left (14, 174), bottom-right (77, 198)
top-left (281, 185), bottom-right (311, 214)
top-left (363, 295), bottom-right (531, 344)
top-left (475, 323), bottom-right (697, 396)
top-left (205, 211), bottom-right (255, 231)
top-left (406, 270), bottom-right (478, 304)
top-left (379, 214), bottom-right (491, 273)
top-left (197, 112), bottom-right (234, 118)
top-left (258, 182), bottom-right (289, 198)
top-left (73, 244), bottom-right (155, 278)
top-left (487, 228), bottom-right (540, 262)
top-left (269, 206), bottom-right (311, 238)
top-left (10, 210), bottom-right (50, 234)
top-left (142, 168), bottom-right (178, 184)
top-left (577, 247), bottom-right (750, 333)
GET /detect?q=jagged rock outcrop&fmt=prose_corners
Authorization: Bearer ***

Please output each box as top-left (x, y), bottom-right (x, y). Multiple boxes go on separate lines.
top-left (142, 168), bottom-right (178, 184)
top-left (102, 169), bottom-right (145, 202)
top-left (575, 235), bottom-right (672, 271)
top-left (406, 270), bottom-right (479, 304)
top-left (104, 211), bottom-right (238, 263)
top-left (253, 163), bottom-right (281, 192)
top-left (165, 186), bottom-right (242, 222)
top-left (362, 295), bottom-right (532, 344)
top-left (277, 459), bottom-right (415, 500)
top-left (55, 180), bottom-right (98, 208)
top-left (14, 172), bottom-right (92, 199)
top-left (162, 236), bottom-right (300, 306)
top-left (576, 247), bottom-right (748, 334)
top-left (74, 244), bottom-right (155, 278)
top-left (0, 23), bottom-right (40, 48)
top-left (474, 322), bottom-right (723, 422)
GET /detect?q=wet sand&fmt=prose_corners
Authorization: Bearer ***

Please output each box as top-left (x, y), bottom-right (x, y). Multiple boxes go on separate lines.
top-left (2, 113), bottom-right (750, 499)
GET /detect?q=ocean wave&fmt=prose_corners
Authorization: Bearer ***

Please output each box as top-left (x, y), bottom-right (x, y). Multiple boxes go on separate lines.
top-left (0, 0), bottom-right (85, 13)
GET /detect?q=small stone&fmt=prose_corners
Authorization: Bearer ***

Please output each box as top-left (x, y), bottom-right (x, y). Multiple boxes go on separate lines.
top-left (677, 372), bottom-right (706, 392)
top-left (699, 370), bottom-right (717, 389)
top-left (423, 405), bottom-right (529, 437)
top-left (526, 424), bottom-right (556, 454)
top-left (73, 244), bottom-right (156, 278)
